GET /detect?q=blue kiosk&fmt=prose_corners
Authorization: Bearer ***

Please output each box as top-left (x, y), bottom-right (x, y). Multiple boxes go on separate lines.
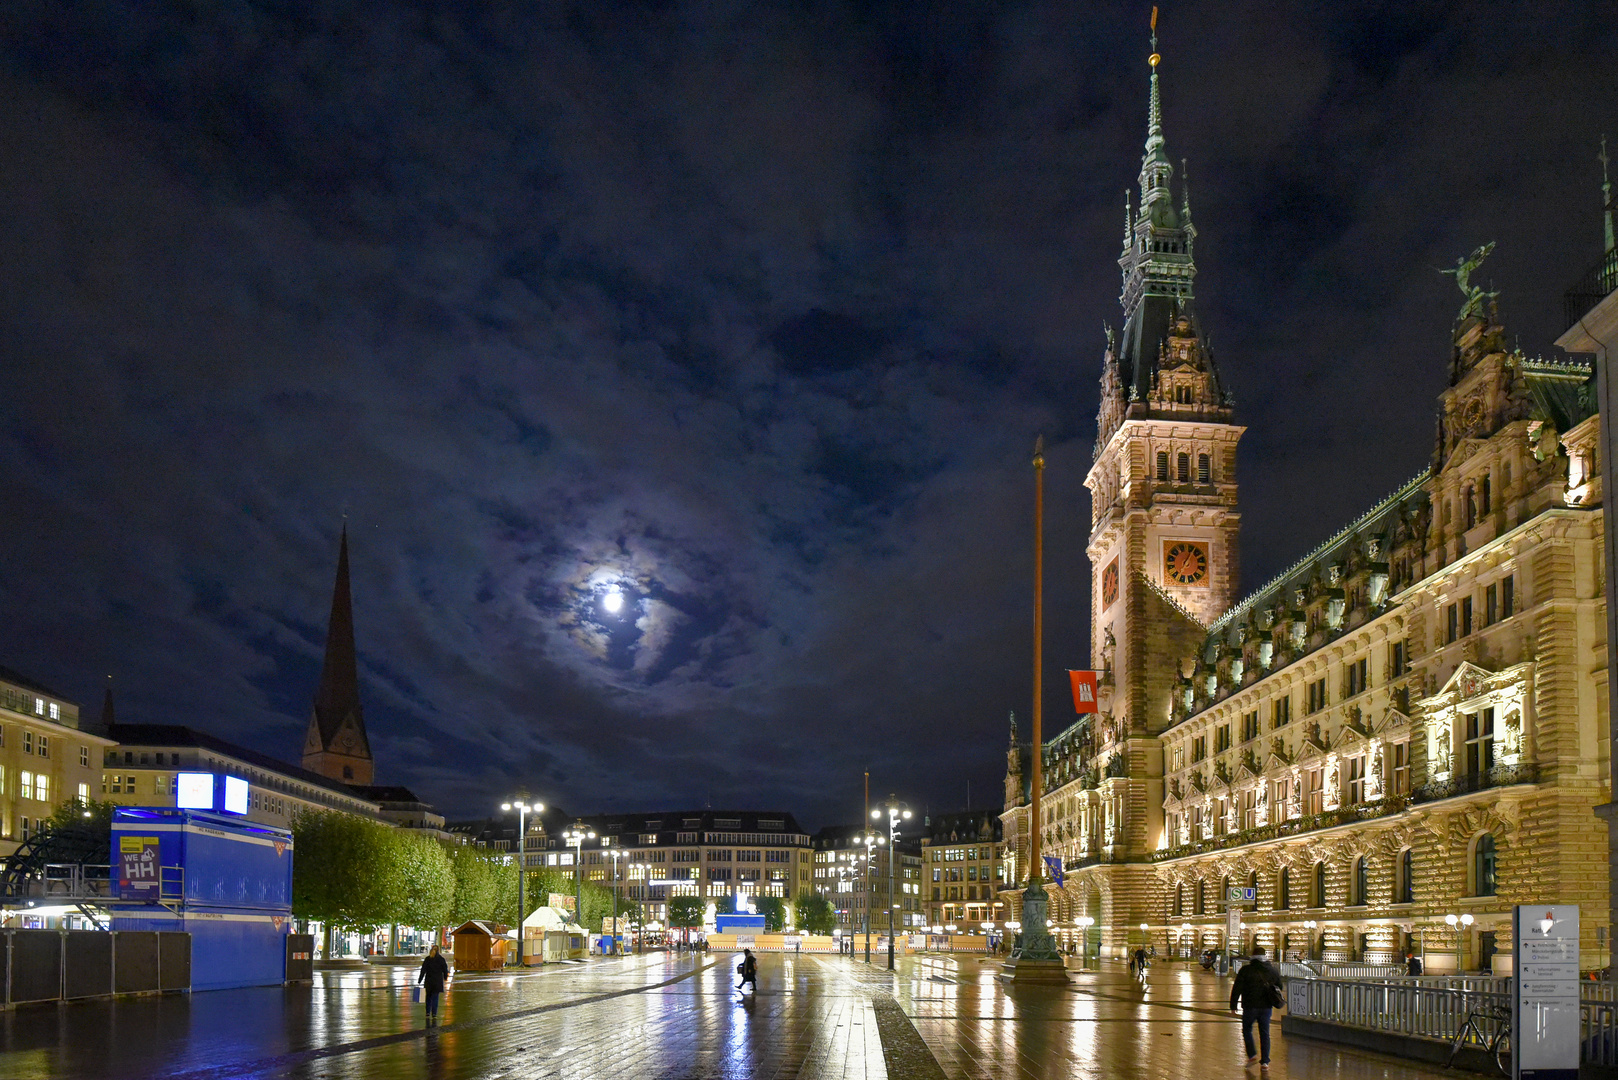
top-left (110, 772), bottom-right (294, 991)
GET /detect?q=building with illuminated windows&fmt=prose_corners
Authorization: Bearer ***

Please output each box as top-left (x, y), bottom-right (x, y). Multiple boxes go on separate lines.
top-left (515, 810), bottom-right (815, 927)
top-left (918, 811), bottom-right (1005, 931)
top-left (810, 825), bottom-right (924, 933)
top-left (0, 667), bottom-right (116, 854)
top-left (1000, 30), bottom-right (1611, 974)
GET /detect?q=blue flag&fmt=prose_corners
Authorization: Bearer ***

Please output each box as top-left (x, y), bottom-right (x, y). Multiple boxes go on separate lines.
top-left (1043, 855), bottom-right (1065, 889)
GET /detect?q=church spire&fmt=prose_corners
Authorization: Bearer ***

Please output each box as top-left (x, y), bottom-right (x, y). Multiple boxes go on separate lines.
top-left (302, 524), bottom-right (374, 785)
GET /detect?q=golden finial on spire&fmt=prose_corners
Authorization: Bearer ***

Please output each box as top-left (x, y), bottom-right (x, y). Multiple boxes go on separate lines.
top-left (1149, 6), bottom-right (1160, 68)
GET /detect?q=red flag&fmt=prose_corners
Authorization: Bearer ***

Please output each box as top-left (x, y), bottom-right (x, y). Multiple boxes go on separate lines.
top-left (1069, 670), bottom-right (1099, 714)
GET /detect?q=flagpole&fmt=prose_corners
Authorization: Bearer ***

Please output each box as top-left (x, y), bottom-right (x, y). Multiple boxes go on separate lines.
top-left (1030, 437), bottom-right (1044, 890)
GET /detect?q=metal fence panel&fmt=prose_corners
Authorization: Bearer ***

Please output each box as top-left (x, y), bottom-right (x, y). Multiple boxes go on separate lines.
top-left (63, 931), bottom-right (113, 999)
top-left (158, 932), bottom-right (190, 991)
top-left (10, 931), bottom-right (63, 1003)
top-left (114, 932), bottom-right (161, 994)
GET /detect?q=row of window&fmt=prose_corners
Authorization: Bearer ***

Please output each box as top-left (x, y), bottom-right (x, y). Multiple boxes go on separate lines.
top-left (929, 846), bottom-right (995, 862)
top-left (1155, 451), bottom-right (1214, 484)
top-left (1170, 745), bottom-right (1414, 840)
top-left (933, 884), bottom-right (993, 901)
top-left (0, 691), bottom-right (63, 723)
top-left (1445, 577), bottom-right (1516, 644)
top-left (1172, 839), bottom-right (1496, 917)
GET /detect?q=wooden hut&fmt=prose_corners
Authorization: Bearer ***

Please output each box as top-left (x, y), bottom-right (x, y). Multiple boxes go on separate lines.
top-left (451, 920), bottom-right (513, 972)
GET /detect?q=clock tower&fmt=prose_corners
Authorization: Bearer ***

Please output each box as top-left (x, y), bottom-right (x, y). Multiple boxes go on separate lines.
top-left (1085, 30), bottom-right (1244, 746)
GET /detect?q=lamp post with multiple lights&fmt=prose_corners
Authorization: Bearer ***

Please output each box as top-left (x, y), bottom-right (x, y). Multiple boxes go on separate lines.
top-left (874, 796), bottom-right (912, 971)
top-left (606, 848), bottom-right (627, 949)
top-left (862, 831), bottom-right (884, 963)
top-left (563, 822), bottom-right (596, 930)
top-left (500, 798), bottom-right (545, 965)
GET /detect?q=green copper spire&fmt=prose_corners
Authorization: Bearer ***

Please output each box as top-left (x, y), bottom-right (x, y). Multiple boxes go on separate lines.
top-left (1601, 136), bottom-right (1614, 254)
top-left (1138, 14), bottom-right (1174, 220)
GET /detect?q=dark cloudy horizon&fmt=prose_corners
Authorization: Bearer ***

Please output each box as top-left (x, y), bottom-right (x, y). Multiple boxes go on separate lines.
top-left (1, 1), bottom-right (1614, 830)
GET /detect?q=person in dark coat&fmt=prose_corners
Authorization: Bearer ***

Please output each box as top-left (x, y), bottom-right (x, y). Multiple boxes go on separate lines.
top-left (418, 945), bottom-right (450, 1024)
top-left (1229, 945), bottom-right (1281, 1068)
top-left (1406, 953), bottom-right (1423, 976)
top-left (737, 949), bottom-right (758, 993)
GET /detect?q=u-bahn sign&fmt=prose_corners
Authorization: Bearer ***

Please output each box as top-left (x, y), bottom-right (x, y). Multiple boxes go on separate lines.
top-left (1226, 887), bottom-right (1256, 907)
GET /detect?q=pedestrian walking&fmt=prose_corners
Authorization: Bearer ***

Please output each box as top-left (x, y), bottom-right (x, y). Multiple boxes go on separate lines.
top-left (1406, 952), bottom-right (1423, 976)
top-left (418, 945), bottom-right (450, 1025)
top-left (1229, 945), bottom-right (1283, 1069)
top-left (736, 948), bottom-right (758, 993)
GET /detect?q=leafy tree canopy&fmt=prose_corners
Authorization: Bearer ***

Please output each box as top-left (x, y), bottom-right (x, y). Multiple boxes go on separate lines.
top-left (795, 891), bottom-right (836, 935)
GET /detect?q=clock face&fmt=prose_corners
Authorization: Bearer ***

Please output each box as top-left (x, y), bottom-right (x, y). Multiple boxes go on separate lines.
top-left (1163, 541), bottom-right (1210, 586)
top-left (1101, 559), bottom-right (1119, 609)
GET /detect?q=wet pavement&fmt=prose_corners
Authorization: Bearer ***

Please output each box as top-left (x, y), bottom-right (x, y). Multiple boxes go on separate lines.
top-left (0, 952), bottom-right (1459, 1079)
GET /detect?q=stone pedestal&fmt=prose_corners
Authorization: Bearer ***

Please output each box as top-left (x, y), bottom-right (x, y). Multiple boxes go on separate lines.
top-left (1004, 884), bottom-right (1069, 983)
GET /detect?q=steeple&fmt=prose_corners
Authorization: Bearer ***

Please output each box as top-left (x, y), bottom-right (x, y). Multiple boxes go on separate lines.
top-left (1101, 7), bottom-right (1229, 448)
top-left (302, 525), bottom-right (374, 785)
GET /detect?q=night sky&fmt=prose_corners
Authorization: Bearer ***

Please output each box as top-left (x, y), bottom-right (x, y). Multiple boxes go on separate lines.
top-left (2, 2), bottom-right (1615, 829)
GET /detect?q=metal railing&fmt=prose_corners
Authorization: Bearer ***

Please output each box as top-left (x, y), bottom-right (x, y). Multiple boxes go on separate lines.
top-left (1293, 976), bottom-right (1618, 1066)
top-left (41, 864), bottom-right (112, 899)
top-left (1289, 976), bottom-right (1508, 1043)
top-left (1565, 245), bottom-right (1618, 331)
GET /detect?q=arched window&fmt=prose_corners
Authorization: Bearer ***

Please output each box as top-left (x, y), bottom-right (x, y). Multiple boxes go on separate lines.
top-left (1313, 861), bottom-right (1326, 907)
top-left (1157, 452), bottom-right (1169, 481)
top-left (1279, 867), bottom-right (1291, 910)
top-left (1352, 856), bottom-right (1368, 906)
top-left (1480, 475), bottom-right (1491, 515)
top-left (1178, 453), bottom-right (1190, 482)
top-left (1473, 834), bottom-right (1498, 897)
top-left (1175, 882), bottom-right (1184, 916)
top-left (1198, 453), bottom-right (1211, 484)
top-left (1397, 848), bottom-right (1414, 904)
top-left (1196, 879), bottom-right (1206, 915)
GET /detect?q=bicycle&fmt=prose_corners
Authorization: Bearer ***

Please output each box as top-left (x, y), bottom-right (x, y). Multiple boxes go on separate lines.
top-left (1447, 1002), bottom-right (1511, 1075)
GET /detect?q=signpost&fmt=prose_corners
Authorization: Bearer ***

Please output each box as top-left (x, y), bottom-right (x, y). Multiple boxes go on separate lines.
top-left (1513, 904), bottom-right (1579, 1080)
top-left (1219, 887), bottom-right (1253, 975)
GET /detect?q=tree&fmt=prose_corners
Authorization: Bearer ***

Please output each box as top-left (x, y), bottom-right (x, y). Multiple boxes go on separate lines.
top-left (391, 832), bottom-right (454, 931)
top-left (291, 810), bottom-right (403, 936)
top-left (755, 896), bottom-right (786, 932)
top-left (45, 797), bottom-right (117, 832)
top-left (796, 891), bottom-right (835, 935)
top-left (448, 844), bottom-right (502, 925)
top-left (668, 896), bottom-right (705, 929)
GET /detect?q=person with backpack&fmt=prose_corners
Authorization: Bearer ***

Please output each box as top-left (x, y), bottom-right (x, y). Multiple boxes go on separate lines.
top-left (736, 948), bottom-right (758, 993)
top-left (1229, 945), bottom-right (1283, 1069)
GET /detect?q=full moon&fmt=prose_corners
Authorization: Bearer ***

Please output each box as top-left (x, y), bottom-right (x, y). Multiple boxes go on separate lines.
top-left (603, 588), bottom-right (623, 613)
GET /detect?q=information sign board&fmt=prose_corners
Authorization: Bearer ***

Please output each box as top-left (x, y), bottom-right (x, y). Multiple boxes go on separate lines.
top-left (1225, 886), bottom-right (1256, 907)
top-left (1513, 904), bottom-right (1579, 1080)
top-left (118, 835), bottom-right (161, 898)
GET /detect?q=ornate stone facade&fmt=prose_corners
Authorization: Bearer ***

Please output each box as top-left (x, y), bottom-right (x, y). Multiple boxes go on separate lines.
top-left (1001, 46), bottom-right (1610, 973)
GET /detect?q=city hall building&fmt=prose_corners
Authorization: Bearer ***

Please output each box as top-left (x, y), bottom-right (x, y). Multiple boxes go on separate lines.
top-left (1000, 43), bottom-right (1610, 974)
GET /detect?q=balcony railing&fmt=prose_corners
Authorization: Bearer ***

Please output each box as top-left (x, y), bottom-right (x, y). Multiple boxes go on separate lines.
top-left (1412, 762), bottom-right (1538, 804)
top-left (1566, 245), bottom-right (1618, 331)
top-left (1151, 797), bottom-right (1412, 862)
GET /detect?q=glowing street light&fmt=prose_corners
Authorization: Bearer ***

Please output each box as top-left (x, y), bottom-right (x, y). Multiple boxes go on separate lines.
top-left (500, 798), bottom-right (545, 966)
top-left (1445, 913), bottom-right (1474, 972)
top-left (875, 796), bottom-right (912, 970)
top-left (563, 822), bottom-right (596, 929)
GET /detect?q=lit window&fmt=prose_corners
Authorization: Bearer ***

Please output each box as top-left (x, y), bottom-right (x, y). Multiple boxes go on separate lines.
top-left (48, 703), bottom-right (60, 721)
top-left (20, 772), bottom-right (33, 800)
top-left (35, 774), bottom-right (49, 802)
top-left (77, 782), bottom-right (89, 801)
top-left (33, 698), bottom-right (44, 716)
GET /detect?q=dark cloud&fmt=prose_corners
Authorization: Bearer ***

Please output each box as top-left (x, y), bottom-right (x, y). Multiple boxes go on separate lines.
top-left (0, 1), bottom-right (1614, 827)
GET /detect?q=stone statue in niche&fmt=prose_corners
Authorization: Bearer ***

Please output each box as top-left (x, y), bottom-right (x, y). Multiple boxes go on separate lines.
top-left (1101, 627), bottom-right (1116, 679)
top-left (1431, 726), bottom-right (1453, 777)
top-left (1502, 709), bottom-right (1522, 756)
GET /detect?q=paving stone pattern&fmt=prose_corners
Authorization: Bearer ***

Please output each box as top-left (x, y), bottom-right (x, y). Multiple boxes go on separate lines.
top-left (0, 952), bottom-right (1463, 1080)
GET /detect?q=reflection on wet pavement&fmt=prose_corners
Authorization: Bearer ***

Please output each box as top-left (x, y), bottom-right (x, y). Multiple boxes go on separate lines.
top-left (0, 952), bottom-right (1460, 1080)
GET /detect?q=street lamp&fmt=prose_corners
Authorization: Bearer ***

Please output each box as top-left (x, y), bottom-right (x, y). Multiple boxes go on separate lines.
top-left (500, 798), bottom-right (545, 966)
top-left (1303, 919), bottom-right (1319, 962)
top-left (1181, 921), bottom-right (1192, 960)
top-left (875, 796), bottom-right (912, 971)
top-left (1445, 913), bottom-right (1475, 973)
top-left (1077, 915), bottom-right (1096, 968)
top-left (861, 831), bottom-right (884, 963)
top-left (606, 848), bottom-right (626, 952)
top-left (563, 822), bottom-right (596, 934)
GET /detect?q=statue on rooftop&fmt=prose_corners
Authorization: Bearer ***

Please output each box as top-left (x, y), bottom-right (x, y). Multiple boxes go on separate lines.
top-left (1440, 242), bottom-right (1499, 323)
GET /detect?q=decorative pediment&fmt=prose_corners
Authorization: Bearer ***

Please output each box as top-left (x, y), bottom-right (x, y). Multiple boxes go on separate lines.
top-left (1418, 660), bottom-right (1533, 712)
top-left (1378, 706), bottom-right (1412, 735)
top-left (1237, 750), bottom-right (1264, 780)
